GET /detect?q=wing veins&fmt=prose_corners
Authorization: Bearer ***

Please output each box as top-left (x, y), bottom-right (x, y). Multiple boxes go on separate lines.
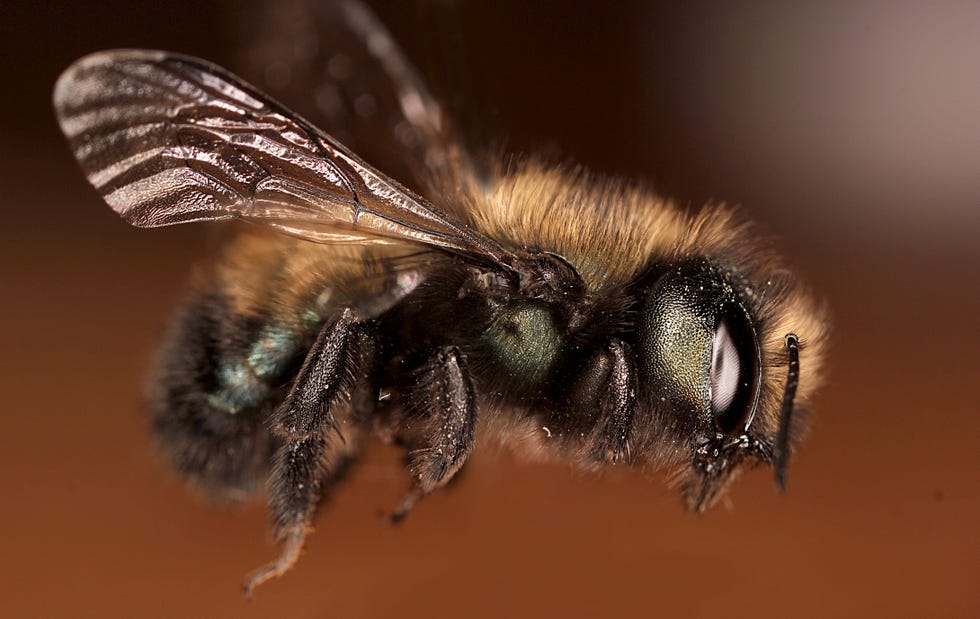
top-left (55, 49), bottom-right (514, 263)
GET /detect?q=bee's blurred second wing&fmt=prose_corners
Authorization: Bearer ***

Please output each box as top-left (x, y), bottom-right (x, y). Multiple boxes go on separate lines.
top-left (238, 0), bottom-right (476, 201)
top-left (53, 49), bottom-right (510, 262)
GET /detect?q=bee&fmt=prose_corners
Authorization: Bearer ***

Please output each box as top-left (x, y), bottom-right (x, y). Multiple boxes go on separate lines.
top-left (53, 0), bottom-right (827, 595)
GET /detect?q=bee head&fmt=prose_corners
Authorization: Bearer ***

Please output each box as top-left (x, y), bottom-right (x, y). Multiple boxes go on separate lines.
top-left (637, 259), bottom-right (794, 511)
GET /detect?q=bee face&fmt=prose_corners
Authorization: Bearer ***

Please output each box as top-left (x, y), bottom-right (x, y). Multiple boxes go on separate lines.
top-left (629, 247), bottom-right (826, 506)
top-left (638, 259), bottom-right (762, 438)
top-left (53, 0), bottom-right (827, 593)
top-left (635, 259), bottom-right (806, 511)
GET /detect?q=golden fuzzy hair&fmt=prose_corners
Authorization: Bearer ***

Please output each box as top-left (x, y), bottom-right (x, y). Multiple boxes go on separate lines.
top-left (468, 161), bottom-right (830, 464)
top-left (209, 159), bottom-right (828, 474)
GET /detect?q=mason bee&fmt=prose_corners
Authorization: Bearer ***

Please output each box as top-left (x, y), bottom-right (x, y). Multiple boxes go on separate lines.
top-left (53, 0), bottom-right (827, 595)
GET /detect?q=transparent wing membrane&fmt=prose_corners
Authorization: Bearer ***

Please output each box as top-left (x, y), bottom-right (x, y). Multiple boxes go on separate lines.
top-left (54, 49), bottom-right (511, 262)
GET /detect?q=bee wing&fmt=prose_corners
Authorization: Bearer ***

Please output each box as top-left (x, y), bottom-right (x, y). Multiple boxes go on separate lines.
top-left (53, 49), bottom-right (511, 263)
top-left (237, 0), bottom-right (477, 201)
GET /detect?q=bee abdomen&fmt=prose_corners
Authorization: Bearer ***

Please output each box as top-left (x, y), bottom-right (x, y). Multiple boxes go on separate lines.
top-left (147, 290), bottom-right (309, 501)
top-left (205, 323), bottom-right (304, 413)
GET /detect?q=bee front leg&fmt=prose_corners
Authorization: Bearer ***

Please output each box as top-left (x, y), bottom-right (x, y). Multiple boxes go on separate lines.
top-left (566, 339), bottom-right (637, 464)
top-left (391, 346), bottom-right (476, 522)
top-left (242, 308), bottom-right (364, 596)
top-left (591, 339), bottom-right (637, 464)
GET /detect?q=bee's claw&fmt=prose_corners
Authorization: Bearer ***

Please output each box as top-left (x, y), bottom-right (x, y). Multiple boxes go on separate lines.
top-left (241, 526), bottom-right (307, 598)
top-left (389, 487), bottom-right (423, 524)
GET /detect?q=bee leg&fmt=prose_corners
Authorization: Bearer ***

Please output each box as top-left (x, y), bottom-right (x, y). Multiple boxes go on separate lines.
top-left (391, 346), bottom-right (476, 522)
top-left (568, 340), bottom-right (636, 464)
top-left (242, 308), bottom-right (363, 596)
top-left (585, 340), bottom-right (637, 464)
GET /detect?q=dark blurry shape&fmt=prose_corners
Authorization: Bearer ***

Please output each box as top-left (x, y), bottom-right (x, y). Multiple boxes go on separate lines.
top-left (234, 0), bottom-right (483, 195)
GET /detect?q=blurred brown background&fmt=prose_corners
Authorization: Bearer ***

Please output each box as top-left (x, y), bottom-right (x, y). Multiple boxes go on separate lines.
top-left (1, 1), bottom-right (977, 617)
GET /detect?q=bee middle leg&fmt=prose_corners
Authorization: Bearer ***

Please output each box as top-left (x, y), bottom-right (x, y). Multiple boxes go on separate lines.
top-left (243, 307), bottom-right (368, 595)
top-left (390, 346), bottom-right (476, 522)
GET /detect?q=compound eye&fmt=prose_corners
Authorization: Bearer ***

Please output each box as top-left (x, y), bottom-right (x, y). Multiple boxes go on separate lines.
top-left (709, 305), bottom-right (759, 434)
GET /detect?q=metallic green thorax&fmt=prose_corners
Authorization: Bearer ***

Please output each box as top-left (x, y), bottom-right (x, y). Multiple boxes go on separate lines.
top-left (482, 301), bottom-right (562, 388)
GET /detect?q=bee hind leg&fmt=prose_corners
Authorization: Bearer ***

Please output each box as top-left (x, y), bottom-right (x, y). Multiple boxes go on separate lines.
top-left (243, 308), bottom-right (368, 596)
top-left (390, 346), bottom-right (476, 523)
